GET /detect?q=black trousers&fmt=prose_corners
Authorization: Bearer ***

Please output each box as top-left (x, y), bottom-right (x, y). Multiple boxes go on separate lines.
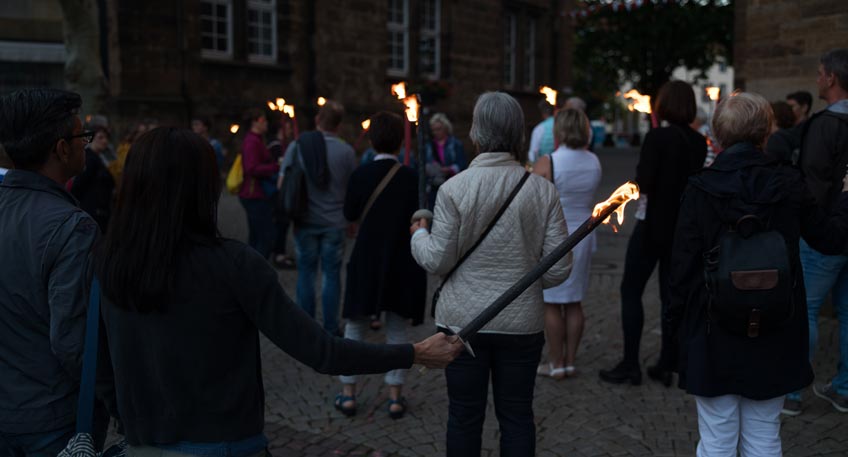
top-left (442, 330), bottom-right (544, 457)
top-left (620, 220), bottom-right (674, 368)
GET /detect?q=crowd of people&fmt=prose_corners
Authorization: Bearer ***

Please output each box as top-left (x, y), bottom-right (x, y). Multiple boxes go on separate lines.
top-left (1, 47), bottom-right (847, 457)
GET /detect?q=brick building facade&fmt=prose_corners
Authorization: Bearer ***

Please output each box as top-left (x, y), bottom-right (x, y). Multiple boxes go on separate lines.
top-left (104, 0), bottom-right (574, 149)
top-left (734, 0), bottom-right (848, 111)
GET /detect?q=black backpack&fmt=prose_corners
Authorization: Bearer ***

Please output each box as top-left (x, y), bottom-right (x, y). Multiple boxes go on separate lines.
top-left (280, 144), bottom-right (309, 223)
top-left (703, 213), bottom-right (795, 338)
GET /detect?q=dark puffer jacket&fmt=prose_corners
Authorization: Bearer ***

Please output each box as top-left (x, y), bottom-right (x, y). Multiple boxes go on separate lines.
top-left (668, 142), bottom-right (848, 400)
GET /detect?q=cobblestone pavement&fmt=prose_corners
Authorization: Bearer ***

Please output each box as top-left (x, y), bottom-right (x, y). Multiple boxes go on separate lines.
top-left (218, 148), bottom-right (848, 456)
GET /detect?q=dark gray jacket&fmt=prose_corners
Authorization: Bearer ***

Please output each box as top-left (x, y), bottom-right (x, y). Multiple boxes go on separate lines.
top-left (800, 100), bottom-right (848, 216)
top-left (0, 170), bottom-right (99, 433)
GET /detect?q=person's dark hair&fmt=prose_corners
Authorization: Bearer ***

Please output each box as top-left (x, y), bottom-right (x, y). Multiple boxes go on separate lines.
top-left (785, 91), bottom-right (813, 114)
top-left (368, 111), bottom-right (404, 153)
top-left (0, 144), bottom-right (12, 169)
top-left (821, 48), bottom-right (848, 92)
top-left (0, 88), bottom-right (82, 170)
top-left (537, 99), bottom-right (554, 117)
top-left (655, 80), bottom-right (697, 125)
top-left (317, 100), bottom-right (345, 131)
top-left (243, 107), bottom-right (265, 128)
top-left (770, 101), bottom-right (795, 130)
top-left (96, 127), bottom-right (221, 312)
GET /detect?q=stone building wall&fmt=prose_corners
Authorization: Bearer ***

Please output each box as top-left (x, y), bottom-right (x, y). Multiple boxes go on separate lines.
top-left (734, 0), bottom-right (848, 111)
top-left (109, 0), bottom-right (574, 151)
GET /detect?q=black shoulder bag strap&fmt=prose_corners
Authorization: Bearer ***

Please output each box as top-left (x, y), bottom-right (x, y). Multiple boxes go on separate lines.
top-left (431, 171), bottom-right (531, 317)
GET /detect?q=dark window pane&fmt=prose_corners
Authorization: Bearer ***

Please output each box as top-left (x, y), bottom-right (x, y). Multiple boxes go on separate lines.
top-left (202, 36), bottom-right (213, 50)
top-left (249, 9), bottom-right (257, 21)
top-left (262, 11), bottom-right (271, 25)
top-left (263, 43), bottom-right (272, 56)
top-left (262, 28), bottom-right (271, 40)
top-left (201, 2), bottom-right (212, 15)
top-left (202, 20), bottom-right (212, 34)
top-left (217, 4), bottom-right (226, 17)
top-left (218, 38), bottom-right (227, 51)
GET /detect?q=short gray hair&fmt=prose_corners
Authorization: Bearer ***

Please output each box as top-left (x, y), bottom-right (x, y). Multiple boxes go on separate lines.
top-left (429, 112), bottom-right (453, 134)
top-left (564, 96), bottom-right (587, 112)
top-left (469, 92), bottom-right (526, 162)
top-left (711, 92), bottom-right (773, 149)
top-left (821, 48), bottom-right (848, 92)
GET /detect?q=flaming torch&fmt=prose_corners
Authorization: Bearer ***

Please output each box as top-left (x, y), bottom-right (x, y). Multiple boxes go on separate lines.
top-left (282, 104), bottom-right (299, 138)
top-left (354, 118), bottom-right (370, 150)
top-left (623, 89), bottom-right (657, 128)
top-left (443, 182), bottom-right (640, 356)
top-left (539, 86), bottom-right (557, 107)
top-left (706, 86), bottom-right (720, 102)
top-left (229, 124), bottom-right (240, 134)
top-left (317, 96), bottom-right (327, 106)
top-left (391, 82), bottom-right (414, 166)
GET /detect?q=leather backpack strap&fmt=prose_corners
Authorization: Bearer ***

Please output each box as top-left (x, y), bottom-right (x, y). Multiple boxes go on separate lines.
top-left (357, 162), bottom-right (402, 226)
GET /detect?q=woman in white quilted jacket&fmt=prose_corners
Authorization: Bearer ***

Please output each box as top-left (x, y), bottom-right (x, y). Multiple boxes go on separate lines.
top-left (409, 91), bottom-right (573, 457)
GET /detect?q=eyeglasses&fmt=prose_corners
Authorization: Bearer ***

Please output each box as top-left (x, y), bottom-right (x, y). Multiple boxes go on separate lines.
top-left (66, 130), bottom-right (96, 144)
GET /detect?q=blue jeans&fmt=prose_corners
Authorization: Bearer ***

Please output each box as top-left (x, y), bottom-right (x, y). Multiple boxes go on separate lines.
top-left (443, 330), bottom-right (544, 457)
top-left (0, 425), bottom-right (74, 457)
top-left (798, 239), bottom-right (848, 396)
top-left (294, 225), bottom-right (344, 334)
top-left (239, 198), bottom-right (274, 259)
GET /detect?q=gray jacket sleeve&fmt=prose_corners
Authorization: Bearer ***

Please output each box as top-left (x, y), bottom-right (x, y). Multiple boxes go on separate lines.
top-left (410, 187), bottom-right (462, 275)
top-left (47, 215), bottom-right (99, 380)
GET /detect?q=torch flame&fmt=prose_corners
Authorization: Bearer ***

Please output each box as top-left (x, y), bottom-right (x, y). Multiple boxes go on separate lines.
top-left (391, 82), bottom-right (407, 100)
top-left (361, 119), bottom-right (371, 130)
top-left (229, 124), bottom-right (240, 134)
top-left (267, 101), bottom-right (277, 111)
top-left (283, 104), bottom-right (295, 118)
top-left (539, 86), bottom-right (557, 106)
top-left (706, 86), bottom-right (720, 101)
top-left (623, 89), bottom-right (652, 114)
top-left (402, 95), bottom-right (419, 123)
top-left (592, 182), bottom-right (640, 230)
top-left (317, 96), bottom-right (327, 106)
top-left (275, 98), bottom-right (286, 110)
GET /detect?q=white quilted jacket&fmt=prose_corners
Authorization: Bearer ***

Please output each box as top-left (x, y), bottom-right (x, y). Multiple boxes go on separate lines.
top-left (411, 152), bottom-right (572, 335)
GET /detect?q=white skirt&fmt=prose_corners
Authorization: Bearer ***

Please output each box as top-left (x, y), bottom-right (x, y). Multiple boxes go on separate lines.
top-left (543, 230), bottom-right (594, 304)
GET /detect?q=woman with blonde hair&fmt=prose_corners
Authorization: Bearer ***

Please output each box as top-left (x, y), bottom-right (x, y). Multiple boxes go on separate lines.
top-left (668, 92), bottom-right (848, 454)
top-left (533, 108), bottom-right (601, 379)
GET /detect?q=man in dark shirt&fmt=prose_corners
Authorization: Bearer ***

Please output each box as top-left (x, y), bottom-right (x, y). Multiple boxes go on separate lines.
top-left (0, 89), bottom-right (101, 455)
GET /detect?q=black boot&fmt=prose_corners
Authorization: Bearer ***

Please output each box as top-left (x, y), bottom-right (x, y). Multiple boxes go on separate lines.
top-left (647, 363), bottom-right (673, 387)
top-left (599, 361), bottom-right (642, 385)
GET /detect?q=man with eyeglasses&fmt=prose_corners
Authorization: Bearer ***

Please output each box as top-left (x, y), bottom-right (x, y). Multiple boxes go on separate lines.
top-left (0, 89), bottom-right (110, 455)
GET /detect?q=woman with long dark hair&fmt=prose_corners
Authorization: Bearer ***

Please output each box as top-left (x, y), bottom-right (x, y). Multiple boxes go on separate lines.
top-left (95, 127), bottom-right (461, 455)
top-left (599, 81), bottom-right (707, 387)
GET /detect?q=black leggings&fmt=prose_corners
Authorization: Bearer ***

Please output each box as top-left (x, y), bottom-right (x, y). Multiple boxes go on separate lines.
top-left (620, 220), bottom-right (674, 368)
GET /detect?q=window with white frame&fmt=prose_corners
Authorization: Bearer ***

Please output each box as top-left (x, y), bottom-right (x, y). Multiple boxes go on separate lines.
top-left (503, 13), bottom-right (517, 87)
top-left (522, 18), bottom-right (536, 89)
top-left (387, 0), bottom-right (409, 76)
top-left (247, 0), bottom-right (276, 62)
top-left (419, 0), bottom-right (440, 79)
top-left (200, 0), bottom-right (233, 58)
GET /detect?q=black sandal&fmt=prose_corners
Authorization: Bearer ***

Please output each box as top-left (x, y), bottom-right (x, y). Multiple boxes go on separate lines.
top-left (334, 394), bottom-right (356, 417)
top-left (388, 397), bottom-right (407, 420)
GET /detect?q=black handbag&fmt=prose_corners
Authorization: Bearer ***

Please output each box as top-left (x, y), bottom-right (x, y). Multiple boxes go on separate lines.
top-left (280, 144), bottom-right (309, 223)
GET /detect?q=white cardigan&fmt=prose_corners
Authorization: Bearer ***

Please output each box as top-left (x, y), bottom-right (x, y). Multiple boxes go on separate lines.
top-left (411, 152), bottom-right (572, 335)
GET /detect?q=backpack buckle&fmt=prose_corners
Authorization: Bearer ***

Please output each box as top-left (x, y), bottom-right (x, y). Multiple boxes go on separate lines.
top-left (747, 309), bottom-right (761, 338)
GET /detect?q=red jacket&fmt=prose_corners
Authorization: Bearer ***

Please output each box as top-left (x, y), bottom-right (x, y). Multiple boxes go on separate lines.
top-left (239, 131), bottom-right (279, 200)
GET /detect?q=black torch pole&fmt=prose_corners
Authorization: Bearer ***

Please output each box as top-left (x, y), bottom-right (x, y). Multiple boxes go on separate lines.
top-left (417, 100), bottom-right (429, 209)
top-left (447, 189), bottom-right (634, 356)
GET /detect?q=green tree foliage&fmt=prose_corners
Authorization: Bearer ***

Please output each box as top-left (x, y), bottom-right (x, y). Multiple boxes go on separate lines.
top-left (573, 0), bottom-right (734, 105)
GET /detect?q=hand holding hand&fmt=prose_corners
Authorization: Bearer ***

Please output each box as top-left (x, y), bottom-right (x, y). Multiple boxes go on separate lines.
top-left (413, 332), bottom-right (464, 368)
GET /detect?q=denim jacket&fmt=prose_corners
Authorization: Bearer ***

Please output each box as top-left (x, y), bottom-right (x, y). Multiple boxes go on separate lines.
top-left (0, 170), bottom-right (99, 433)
